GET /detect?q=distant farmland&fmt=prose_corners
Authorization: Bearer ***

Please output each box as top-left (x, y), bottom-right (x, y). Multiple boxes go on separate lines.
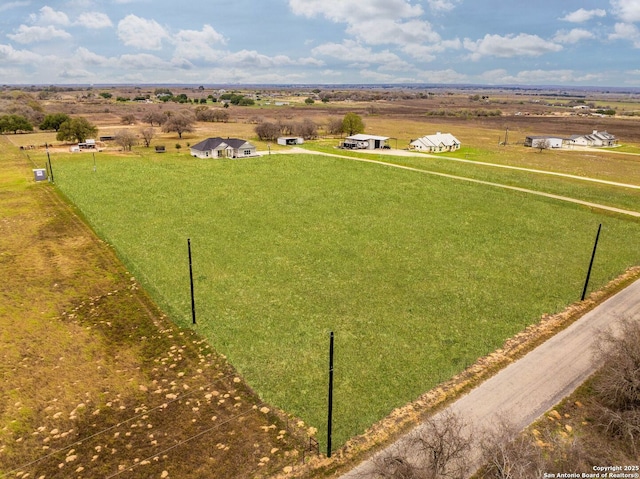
top-left (51, 150), bottom-right (640, 449)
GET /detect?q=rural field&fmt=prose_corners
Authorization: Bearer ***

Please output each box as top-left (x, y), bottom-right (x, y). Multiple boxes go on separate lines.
top-left (3, 85), bottom-right (640, 476)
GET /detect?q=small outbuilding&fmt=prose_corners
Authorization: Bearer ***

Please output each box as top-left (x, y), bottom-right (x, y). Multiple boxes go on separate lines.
top-left (190, 137), bottom-right (257, 159)
top-left (277, 136), bottom-right (304, 146)
top-left (524, 136), bottom-right (564, 149)
top-left (341, 134), bottom-right (389, 150)
top-left (410, 133), bottom-right (461, 153)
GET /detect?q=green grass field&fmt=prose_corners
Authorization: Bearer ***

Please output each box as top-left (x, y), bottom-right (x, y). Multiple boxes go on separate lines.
top-left (48, 150), bottom-right (640, 449)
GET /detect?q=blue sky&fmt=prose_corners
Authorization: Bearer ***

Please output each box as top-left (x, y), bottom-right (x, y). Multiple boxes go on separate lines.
top-left (1, 0), bottom-right (639, 86)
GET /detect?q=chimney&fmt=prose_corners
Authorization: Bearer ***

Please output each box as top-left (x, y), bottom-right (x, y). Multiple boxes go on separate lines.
top-left (593, 130), bottom-right (598, 135)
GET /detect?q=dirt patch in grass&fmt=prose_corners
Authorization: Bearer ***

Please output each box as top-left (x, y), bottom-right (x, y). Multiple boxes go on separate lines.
top-left (0, 136), bottom-right (310, 478)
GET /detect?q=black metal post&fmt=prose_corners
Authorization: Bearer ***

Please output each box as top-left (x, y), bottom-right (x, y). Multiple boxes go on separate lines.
top-left (581, 224), bottom-right (602, 301)
top-left (47, 150), bottom-right (54, 183)
top-left (327, 331), bottom-right (334, 457)
top-left (188, 238), bottom-right (196, 324)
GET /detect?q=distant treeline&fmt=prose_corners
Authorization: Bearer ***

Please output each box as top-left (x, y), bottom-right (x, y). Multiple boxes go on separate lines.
top-left (425, 108), bottom-right (503, 118)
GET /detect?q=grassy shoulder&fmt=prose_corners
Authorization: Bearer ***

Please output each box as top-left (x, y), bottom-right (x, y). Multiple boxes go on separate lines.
top-left (0, 136), bottom-right (308, 478)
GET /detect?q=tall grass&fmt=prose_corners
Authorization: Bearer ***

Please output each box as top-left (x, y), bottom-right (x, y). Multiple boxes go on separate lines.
top-left (51, 151), bottom-right (640, 448)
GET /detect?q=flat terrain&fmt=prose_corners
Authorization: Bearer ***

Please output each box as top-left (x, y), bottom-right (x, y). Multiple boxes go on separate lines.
top-left (0, 135), bottom-right (307, 478)
top-left (3, 85), bottom-right (640, 477)
top-left (43, 148), bottom-right (640, 451)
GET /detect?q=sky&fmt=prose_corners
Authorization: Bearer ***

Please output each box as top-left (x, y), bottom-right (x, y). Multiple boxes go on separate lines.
top-left (1, 0), bottom-right (640, 87)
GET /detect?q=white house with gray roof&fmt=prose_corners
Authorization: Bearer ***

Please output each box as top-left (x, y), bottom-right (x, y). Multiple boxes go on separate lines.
top-left (410, 133), bottom-right (461, 153)
top-left (567, 130), bottom-right (617, 148)
top-left (190, 137), bottom-right (257, 159)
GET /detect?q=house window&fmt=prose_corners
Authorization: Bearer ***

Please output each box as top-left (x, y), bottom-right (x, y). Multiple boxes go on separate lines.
top-left (244, 150), bottom-right (251, 156)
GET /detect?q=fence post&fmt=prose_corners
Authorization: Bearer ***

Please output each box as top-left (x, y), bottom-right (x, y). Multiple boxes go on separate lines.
top-left (581, 224), bottom-right (602, 301)
top-left (188, 238), bottom-right (196, 324)
top-left (327, 331), bottom-right (334, 457)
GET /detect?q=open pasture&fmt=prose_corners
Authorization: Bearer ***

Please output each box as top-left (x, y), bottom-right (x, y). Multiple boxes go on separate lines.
top-left (46, 148), bottom-right (640, 449)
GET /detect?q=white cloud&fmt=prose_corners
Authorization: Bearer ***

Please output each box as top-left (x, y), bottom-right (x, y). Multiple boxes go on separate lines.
top-left (480, 68), bottom-right (602, 84)
top-left (347, 19), bottom-right (441, 46)
top-left (553, 28), bottom-right (595, 44)
top-left (7, 25), bottom-right (72, 43)
top-left (427, 0), bottom-right (461, 13)
top-left (609, 22), bottom-right (640, 47)
top-left (0, 2), bottom-right (30, 13)
top-left (76, 12), bottom-right (113, 29)
top-left (289, 0), bottom-right (423, 22)
top-left (402, 38), bottom-right (461, 62)
top-left (416, 69), bottom-right (468, 83)
top-left (289, 0), bottom-right (438, 50)
top-left (312, 40), bottom-right (412, 70)
top-left (74, 47), bottom-right (112, 66)
top-left (117, 15), bottom-right (169, 50)
top-left (118, 52), bottom-right (175, 70)
top-left (30, 6), bottom-right (71, 26)
top-left (0, 43), bottom-right (46, 64)
top-left (464, 33), bottom-right (563, 60)
top-left (611, 0), bottom-right (640, 22)
top-left (560, 8), bottom-right (606, 23)
top-left (173, 25), bottom-right (226, 61)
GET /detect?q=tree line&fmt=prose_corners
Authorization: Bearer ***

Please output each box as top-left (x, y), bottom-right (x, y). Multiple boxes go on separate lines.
top-left (254, 112), bottom-right (365, 141)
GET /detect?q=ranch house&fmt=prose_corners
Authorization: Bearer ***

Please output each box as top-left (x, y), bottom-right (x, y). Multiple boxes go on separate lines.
top-left (341, 134), bottom-right (389, 150)
top-left (190, 137), bottom-right (257, 159)
top-left (567, 130), bottom-right (618, 147)
top-left (410, 133), bottom-right (461, 153)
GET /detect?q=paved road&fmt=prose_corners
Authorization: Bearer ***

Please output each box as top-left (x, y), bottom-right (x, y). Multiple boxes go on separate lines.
top-left (341, 278), bottom-right (640, 478)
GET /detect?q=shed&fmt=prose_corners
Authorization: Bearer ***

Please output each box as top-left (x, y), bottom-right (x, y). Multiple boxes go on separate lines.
top-left (524, 136), bottom-right (564, 149)
top-left (342, 134), bottom-right (389, 150)
top-left (277, 136), bottom-right (304, 146)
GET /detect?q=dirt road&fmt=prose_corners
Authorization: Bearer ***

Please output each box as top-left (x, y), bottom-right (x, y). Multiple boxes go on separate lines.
top-left (340, 277), bottom-right (640, 478)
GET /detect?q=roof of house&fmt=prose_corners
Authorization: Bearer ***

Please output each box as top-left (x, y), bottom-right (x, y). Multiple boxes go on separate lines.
top-left (570, 130), bottom-right (616, 141)
top-left (411, 132), bottom-right (460, 148)
top-left (191, 137), bottom-right (253, 151)
top-left (345, 134), bottom-right (389, 141)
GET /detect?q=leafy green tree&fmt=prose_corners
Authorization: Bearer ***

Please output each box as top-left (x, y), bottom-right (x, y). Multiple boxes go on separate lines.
top-left (99, 92), bottom-right (113, 99)
top-left (0, 114), bottom-right (34, 134)
top-left (56, 117), bottom-right (98, 143)
top-left (39, 113), bottom-right (70, 132)
top-left (342, 112), bottom-right (365, 136)
top-left (304, 97), bottom-right (315, 105)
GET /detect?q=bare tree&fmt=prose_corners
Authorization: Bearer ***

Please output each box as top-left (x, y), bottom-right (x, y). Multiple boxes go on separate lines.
top-left (162, 112), bottom-right (195, 139)
top-left (592, 318), bottom-right (640, 454)
top-left (255, 121), bottom-right (279, 141)
top-left (371, 411), bottom-right (471, 479)
top-left (326, 117), bottom-right (344, 136)
top-left (114, 129), bottom-right (138, 151)
top-left (142, 110), bottom-right (167, 126)
top-left (537, 138), bottom-right (551, 153)
top-left (294, 118), bottom-right (318, 140)
top-left (120, 113), bottom-right (137, 125)
top-left (139, 127), bottom-right (156, 148)
top-left (478, 420), bottom-right (544, 479)
top-left (411, 411), bottom-right (471, 479)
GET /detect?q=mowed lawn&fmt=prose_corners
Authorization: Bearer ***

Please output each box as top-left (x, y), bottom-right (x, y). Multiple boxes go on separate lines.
top-left (51, 151), bottom-right (640, 448)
